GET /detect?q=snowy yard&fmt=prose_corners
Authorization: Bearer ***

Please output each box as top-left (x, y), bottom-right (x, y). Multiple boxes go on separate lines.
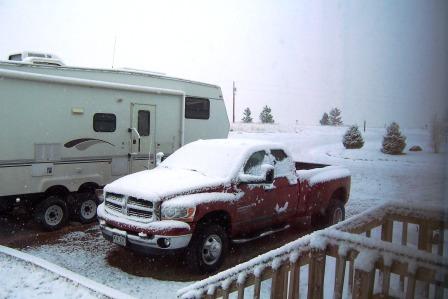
top-left (4, 125), bottom-right (446, 298)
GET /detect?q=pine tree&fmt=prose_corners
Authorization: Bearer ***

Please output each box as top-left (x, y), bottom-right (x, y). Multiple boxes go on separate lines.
top-left (259, 105), bottom-right (274, 123)
top-left (342, 125), bottom-right (364, 149)
top-left (329, 108), bottom-right (343, 126)
top-left (242, 107), bottom-right (253, 123)
top-left (320, 112), bottom-right (330, 126)
top-left (381, 122), bottom-right (406, 154)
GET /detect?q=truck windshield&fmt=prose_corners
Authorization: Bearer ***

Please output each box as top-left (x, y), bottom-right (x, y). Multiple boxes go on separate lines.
top-left (159, 141), bottom-right (244, 179)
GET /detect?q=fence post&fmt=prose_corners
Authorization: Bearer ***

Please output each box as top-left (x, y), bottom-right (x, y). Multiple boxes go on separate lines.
top-left (288, 259), bottom-right (300, 299)
top-left (271, 264), bottom-right (288, 299)
top-left (400, 222), bottom-right (408, 291)
top-left (334, 254), bottom-right (346, 299)
top-left (417, 223), bottom-right (431, 296)
top-left (253, 275), bottom-right (262, 299)
top-left (352, 268), bottom-right (373, 299)
top-left (381, 218), bottom-right (393, 242)
top-left (307, 250), bottom-right (326, 299)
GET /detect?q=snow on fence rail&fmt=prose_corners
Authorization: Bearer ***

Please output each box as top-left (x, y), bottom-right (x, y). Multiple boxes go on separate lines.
top-left (177, 201), bottom-right (448, 299)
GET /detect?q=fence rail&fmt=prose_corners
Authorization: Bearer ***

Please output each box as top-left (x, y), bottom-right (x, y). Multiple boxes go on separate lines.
top-left (178, 201), bottom-right (448, 299)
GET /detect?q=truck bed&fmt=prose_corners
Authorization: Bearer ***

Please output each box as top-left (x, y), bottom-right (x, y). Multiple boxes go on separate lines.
top-left (295, 161), bottom-right (329, 170)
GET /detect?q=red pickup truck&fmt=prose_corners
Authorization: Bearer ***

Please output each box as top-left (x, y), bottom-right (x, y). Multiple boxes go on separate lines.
top-left (97, 139), bottom-right (351, 273)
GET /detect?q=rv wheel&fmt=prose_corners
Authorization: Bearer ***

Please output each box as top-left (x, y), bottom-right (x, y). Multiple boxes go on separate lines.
top-left (75, 193), bottom-right (98, 224)
top-left (34, 196), bottom-right (68, 231)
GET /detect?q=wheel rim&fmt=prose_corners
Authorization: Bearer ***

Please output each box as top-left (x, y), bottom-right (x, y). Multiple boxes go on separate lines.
top-left (80, 200), bottom-right (97, 220)
top-left (332, 207), bottom-right (343, 224)
top-left (201, 234), bottom-right (223, 266)
top-left (44, 205), bottom-right (64, 226)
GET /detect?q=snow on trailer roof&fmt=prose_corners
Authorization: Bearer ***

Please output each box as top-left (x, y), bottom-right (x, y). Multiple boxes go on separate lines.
top-left (0, 60), bottom-right (221, 90)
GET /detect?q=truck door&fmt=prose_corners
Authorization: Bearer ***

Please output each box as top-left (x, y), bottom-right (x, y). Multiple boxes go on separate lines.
top-left (269, 149), bottom-right (297, 224)
top-left (130, 104), bottom-right (156, 173)
top-left (235, 150), bottom-right (276, 232)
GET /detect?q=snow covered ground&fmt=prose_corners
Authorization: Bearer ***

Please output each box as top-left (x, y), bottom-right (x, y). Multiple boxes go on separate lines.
top-left (0, 252), bottom-right (104, 299)
top-left (5, 124), bottom-right (446, 298)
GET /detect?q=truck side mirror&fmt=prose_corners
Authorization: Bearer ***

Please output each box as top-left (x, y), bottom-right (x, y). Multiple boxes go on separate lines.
top-left (265, 168), bottom-right (274, 184)
top-left (238, 164), bottom-right (274, 184)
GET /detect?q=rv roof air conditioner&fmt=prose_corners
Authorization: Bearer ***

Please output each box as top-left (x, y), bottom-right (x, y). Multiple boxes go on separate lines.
top-left (8, 51), bottom-right (65, 66)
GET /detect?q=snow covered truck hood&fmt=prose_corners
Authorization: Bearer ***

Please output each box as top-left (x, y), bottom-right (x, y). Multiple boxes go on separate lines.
top-left (104, 167), bottom-right (228, 201)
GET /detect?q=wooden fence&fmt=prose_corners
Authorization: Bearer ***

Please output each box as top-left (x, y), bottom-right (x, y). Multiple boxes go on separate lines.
top-left (177, 201), bottom-right (447, 299)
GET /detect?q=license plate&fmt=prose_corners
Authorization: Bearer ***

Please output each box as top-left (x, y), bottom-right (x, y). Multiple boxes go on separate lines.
top-left (112, 234), bottom-right (126, 246)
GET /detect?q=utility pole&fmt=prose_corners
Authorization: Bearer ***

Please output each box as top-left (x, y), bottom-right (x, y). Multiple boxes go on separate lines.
top-left (232, 81), bottom-right (236, 123)
top-left (112, 35), bottom-right (117, 68)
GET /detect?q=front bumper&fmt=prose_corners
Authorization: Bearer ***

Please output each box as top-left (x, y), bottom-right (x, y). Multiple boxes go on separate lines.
top-left (100, 224), bottom-right (192, 255)
top-left (97, 203), bottom-right (192, 255)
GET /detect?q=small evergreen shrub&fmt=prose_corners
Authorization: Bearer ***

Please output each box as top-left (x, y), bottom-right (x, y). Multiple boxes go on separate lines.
top-left (242, 107), bottom-right (253, 123)
top-left (381, 122), bottom-right (406, 154)
top-left (320, 112), bottom-right (329, 125)
top-left (342, 125), bottom-right (364, 149)
top-left (259, 105), bottom-right (274, 123)
top-left (329, 108), bottom-right (343, 126)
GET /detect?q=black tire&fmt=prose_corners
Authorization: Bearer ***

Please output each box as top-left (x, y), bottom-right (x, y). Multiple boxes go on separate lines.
top-left (186, 224), bottom-right (228, 274)
top-left (325, 201), bottom-right (345, 226)
top-left (34, 196), bottom-right (68, 231)
top-left (73, 193), bottom-right (98, 224)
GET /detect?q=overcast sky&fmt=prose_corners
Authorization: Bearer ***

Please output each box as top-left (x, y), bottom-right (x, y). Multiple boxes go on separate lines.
top-left (1, 0), bottom-right (447, 127)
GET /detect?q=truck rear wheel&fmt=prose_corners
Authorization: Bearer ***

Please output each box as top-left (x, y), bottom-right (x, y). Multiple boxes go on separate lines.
top-left (325, 201), bottom-right (345, 226)
top-left (186, 224), bottom-right (228, 274)
top-left (34, 196), bottom-right (68, 231)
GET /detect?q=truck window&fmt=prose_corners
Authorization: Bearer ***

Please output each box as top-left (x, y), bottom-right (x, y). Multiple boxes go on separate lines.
top-left (137, 110), bottom-right (150, 136)
top-left (271, 149), bottom-right (291, 177)
top-left (243, 150), bottom-right (267, 175)
top-left (185, 97), bottom-right (210, 119)
top-left (93, 113), bottom-right (116, 132)
top-left (271, 149), bottom-right (287, 161)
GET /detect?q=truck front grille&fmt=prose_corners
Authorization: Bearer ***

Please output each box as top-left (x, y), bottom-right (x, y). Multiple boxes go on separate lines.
top-left (104, 192), bottom-right (156, 222)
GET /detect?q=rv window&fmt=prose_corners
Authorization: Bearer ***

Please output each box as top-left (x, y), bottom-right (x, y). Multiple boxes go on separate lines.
top-left (138, 110), bottom-right (150, 136)
top-left (9, 54), bottom-right (22, 61)
top-left (185, 97), bottom-right (210, 119)
top-left (93, 113), bottom-right (116, 132)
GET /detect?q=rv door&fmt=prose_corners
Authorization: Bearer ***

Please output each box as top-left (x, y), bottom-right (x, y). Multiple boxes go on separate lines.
top-left (130, 104), bottom-right (156, 173)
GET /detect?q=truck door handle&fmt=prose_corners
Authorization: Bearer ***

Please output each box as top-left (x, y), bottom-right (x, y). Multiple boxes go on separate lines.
top-left (264, 186), bottom-right (276, 192)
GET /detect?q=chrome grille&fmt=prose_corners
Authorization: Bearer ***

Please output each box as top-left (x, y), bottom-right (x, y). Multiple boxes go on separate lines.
top-left (104, 192), bottom-right (155, 222)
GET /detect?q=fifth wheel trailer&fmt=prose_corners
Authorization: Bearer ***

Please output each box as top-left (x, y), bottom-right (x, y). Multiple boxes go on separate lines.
top-left (0, 60), bottom-right (229, 230)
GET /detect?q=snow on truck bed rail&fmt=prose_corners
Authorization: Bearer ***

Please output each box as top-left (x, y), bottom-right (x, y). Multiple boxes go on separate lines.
top-left (296, 165), bottom-right (350, 186)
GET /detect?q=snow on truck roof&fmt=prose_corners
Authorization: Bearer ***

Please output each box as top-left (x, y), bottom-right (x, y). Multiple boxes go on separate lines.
top-left (160, 139), bottom-right (289, 180)
top-left (105, 138), bottom-right (292, 200)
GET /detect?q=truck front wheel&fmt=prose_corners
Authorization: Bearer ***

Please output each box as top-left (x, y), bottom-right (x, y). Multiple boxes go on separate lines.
top-left (186, 224), bottom-right (228, 274)
top-left (34, 196), bottom-right (68, 231)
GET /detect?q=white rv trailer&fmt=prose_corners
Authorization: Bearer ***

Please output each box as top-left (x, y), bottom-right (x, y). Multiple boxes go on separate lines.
top-left (0, 59), bottom-right (229, 230)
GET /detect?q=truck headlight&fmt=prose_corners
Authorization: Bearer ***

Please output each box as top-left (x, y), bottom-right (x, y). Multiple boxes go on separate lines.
top-left (161, 207), bottom-right (196, 222)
